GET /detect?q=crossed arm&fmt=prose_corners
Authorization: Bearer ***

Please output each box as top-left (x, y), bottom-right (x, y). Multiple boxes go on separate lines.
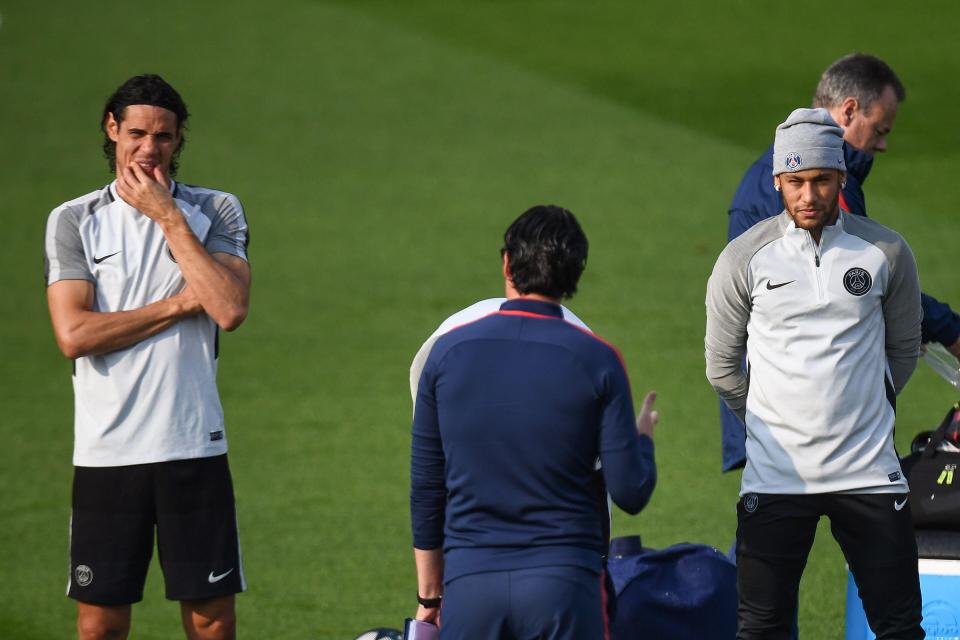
top-left (47, 163), bottom-right (251, 360)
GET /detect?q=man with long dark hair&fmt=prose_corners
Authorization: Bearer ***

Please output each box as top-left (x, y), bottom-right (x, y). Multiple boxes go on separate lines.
top-left (44, 74), bottom-right (251, 639)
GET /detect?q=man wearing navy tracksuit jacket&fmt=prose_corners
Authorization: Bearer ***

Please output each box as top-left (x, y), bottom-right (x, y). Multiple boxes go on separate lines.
top-left (410, 205), bottom-right (658, 639)
top-left (720, 53), bottom-right (960, 473)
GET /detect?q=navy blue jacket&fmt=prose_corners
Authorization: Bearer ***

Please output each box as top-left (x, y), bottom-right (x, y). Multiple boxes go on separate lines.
top-left (720, 142), bottom-right (960, 471)
top-left (411, 299), bottom-right (656, 583)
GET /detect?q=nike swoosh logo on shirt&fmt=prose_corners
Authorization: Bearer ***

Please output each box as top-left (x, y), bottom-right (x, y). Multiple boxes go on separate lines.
top-left (93, 251), bottom-right (121, 264)
top-left (208, 568), bottom-right (234, 583)
top-left (894, 498), bottom-right (908, 511)
top-left (766, 280), bottom-right (795, 290)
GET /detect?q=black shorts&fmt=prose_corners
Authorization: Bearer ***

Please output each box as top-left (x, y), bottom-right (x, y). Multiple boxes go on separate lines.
top-left (68, 454), bottom-right (245, 605)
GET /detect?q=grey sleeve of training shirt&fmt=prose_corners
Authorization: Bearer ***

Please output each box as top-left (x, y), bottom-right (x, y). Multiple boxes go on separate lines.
top-left (705, 241), bottom-right (753, 423)
top-left (845, 215), bottom-right (922, 393)
top-left (203, 192), bottom-right (250, 261)
top-left (705, 216), bottom-right (784, 422)
top-left (884, 242), bottom-right (921, 392)
top-left (44, 205), bottom-right (93, 285)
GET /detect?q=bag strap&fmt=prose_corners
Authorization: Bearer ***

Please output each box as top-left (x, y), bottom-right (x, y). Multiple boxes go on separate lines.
top-left (922, 403), bottom-right (960, 459)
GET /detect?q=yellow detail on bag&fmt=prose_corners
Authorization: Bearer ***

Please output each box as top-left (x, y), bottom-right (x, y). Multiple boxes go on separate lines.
top-left (939, 464), bottom-right (957, 485)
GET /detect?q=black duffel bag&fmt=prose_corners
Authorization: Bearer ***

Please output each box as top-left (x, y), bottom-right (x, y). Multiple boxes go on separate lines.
top-left (900, 403), bottom-right (960, 530)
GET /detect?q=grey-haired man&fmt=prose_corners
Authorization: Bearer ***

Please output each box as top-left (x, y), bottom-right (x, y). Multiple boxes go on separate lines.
top-left (45, 74), bottom-right (250, 640)
top-left (706, 108), bottom-right (924, 639)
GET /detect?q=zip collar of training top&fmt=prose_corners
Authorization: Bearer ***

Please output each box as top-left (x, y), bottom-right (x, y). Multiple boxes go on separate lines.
top-left (498, 298), bottom-right (565, 320)
top-left (780, 209), bottom-right (845, 255)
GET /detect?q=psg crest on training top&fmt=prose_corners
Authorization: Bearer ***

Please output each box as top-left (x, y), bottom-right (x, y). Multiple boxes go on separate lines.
top-left (843, 267), bottom-right (872, 296)
top-left (785, 152), bottom-right (802, 170)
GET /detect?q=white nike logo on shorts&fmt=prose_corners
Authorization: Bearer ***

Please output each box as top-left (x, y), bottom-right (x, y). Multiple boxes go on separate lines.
top-left (894, 497), bottom-right (908, 511)
top-left (208, 568), bottom-right (234, 583)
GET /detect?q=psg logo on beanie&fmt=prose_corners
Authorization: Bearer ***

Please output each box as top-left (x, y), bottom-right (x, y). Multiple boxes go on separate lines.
top-left (772, 108), bottom-right (845, 176)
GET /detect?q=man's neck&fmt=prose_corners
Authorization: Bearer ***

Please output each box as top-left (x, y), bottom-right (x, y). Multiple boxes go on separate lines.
top-left (510, 293), bottom-right (561, 304)
top-left (809, 207), bottom-right (841, 245)
top-left (504, 282), bottom-right (561, 305)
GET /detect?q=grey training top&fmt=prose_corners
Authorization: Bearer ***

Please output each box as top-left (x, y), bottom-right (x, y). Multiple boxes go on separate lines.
top-left (705, 212), bottom-right (921, 495)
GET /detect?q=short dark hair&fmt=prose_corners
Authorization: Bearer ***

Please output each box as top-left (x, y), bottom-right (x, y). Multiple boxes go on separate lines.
top-left (813, 53), bottom-right (906, 112)
top-left (101, 74), bottom-right (189, 176)
top-left (502, 205), bottom-right (588, 300)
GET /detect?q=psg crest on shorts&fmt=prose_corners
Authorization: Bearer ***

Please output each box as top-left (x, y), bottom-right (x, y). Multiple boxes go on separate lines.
top-left (785, 152), bottom-right (802, 170)
top-left (75, 564), bottom-right (93, 587)
top-left (843, 267), bottom-right (872, 296)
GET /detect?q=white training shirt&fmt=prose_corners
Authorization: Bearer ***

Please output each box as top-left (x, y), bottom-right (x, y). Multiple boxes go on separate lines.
top-left (705, 212), bottom-right (921, 496)
top-left (44, 180), bottom-right (249, 467)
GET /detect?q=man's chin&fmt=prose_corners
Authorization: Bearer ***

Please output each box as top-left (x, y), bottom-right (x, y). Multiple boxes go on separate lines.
top-left (789, 218), bottom-right (829, 236)
top-left (792, 215), bottom-right (823, 228)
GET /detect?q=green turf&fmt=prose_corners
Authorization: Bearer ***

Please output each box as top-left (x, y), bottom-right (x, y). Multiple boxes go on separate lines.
top-left (1, 1), bottom-right (958, 637)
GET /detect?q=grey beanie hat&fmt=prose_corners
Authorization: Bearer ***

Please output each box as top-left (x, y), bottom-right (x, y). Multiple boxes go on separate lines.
top-left (772, 108), bottom-right (846, 176)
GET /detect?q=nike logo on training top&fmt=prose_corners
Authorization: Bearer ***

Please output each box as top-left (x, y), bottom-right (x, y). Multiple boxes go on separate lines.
top-left (894, 498), bottom-right (908, 511)
top-left (765, 280), bottom-right (795, 290)
top-left (208, 568), bottom-right (234, 583)
top-left (93, 251), bottom-right (121, 264)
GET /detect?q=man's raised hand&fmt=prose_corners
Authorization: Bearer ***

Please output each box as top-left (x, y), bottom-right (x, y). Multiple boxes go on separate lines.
top-left (116, 162), bottom-right (178, 224)
top-left (636, 391), bottom-right (659, 438)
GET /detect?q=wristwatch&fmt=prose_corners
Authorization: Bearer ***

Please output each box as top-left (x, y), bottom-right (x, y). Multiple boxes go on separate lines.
top-left (417, 594), bottom-right (442, 609)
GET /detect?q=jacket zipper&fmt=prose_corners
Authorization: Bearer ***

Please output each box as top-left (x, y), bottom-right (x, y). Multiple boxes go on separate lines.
top-left (806, 233), bottom-right (824, 300)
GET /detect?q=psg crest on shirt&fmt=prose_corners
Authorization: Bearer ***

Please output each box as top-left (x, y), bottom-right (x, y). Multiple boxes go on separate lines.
top-left (785, 152), bottom-right (802, 170)
top-left (843, 267), bottom-right (872, 296)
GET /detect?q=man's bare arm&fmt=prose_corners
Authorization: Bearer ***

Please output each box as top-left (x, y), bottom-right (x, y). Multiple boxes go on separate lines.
top-left (413, 548), bottom-right (443, 624)
top-left (116, 163), bottom-right (251, 331)
top-left (47, 279), bottom-right (201, 359)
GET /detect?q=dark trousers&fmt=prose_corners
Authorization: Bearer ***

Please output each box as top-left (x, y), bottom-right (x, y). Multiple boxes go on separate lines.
top-left (440, 566), bottom-right (604, 640)
top-left (736, 493), bottom-right (923, 640)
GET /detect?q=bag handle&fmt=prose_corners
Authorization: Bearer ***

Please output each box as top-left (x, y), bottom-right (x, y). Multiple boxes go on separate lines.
top-left (922, 402), bottom-right (960, 459)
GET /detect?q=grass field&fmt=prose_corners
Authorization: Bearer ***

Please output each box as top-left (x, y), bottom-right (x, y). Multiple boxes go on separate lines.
top-left (1, 1), bottom-right (958, 637)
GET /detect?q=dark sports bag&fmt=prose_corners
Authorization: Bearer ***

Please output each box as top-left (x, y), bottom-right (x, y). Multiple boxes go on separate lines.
top-left (606, 537), bottom-right (737, 640)
top-left (900, 403), bottom-right (960, 530)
